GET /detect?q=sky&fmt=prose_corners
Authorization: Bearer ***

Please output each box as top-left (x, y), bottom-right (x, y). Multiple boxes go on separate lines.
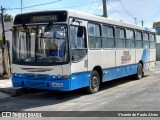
top-left (0, 0), bottom-right (160, 28)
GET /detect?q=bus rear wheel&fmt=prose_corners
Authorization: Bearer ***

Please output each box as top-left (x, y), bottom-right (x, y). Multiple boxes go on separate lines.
top-left (85, 70), bottom-right (100, 94)
top-left (135, 63), bottom-right (143, 80)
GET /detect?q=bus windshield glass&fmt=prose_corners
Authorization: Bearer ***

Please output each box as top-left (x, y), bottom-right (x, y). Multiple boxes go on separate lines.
top-left (12, 24), bottom-right (68, 65)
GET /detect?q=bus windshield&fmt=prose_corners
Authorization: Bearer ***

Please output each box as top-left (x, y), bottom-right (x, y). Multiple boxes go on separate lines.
top-left (12, 24), bottom-right (69, 65)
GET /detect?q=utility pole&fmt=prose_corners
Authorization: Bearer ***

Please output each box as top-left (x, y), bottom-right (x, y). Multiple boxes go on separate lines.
top-left (0, 6), bottom-right (6, 45)
top-left (134, 18), bottom-right (137, 25)
top-left (102, 0), bottom-right (107, 17)
top-left (0, 6), bottom-right (8, 76)
top-left (142, 20), bottom-right (144, 26)
top-left (21, 0), bottom-right (22, 13)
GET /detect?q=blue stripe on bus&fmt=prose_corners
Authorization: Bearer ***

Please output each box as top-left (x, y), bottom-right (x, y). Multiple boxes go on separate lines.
top-left (12, 72), bottom-right (91, 91)
top-left (12, 77), bottom-right (71, 91)
top-left (12, 64), bottom-right (138, 91)
top-left (70, 72), bottom-right (91, 90)
top-left (103, 64), bottom-right (137, 82)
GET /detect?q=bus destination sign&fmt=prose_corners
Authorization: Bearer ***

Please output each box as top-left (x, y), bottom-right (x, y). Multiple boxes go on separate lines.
top-left (14, 11), bottom-right (67, 25)
top-left (31, 15), bottom-right (58, 23)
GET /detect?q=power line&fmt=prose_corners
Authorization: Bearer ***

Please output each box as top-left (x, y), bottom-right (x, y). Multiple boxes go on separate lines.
top-left (87, 0), bottom-right (95, 12)
top-left (94, 0), bottom-right (102, 14)
top-left (108, 2), bottom-right (139, 25)
top-left (63, 2), bottom-right (99, 9)
top-left (24, 0), bottom-right (62, 9)
top-left (108, 2), bottom-right (132, 21)
top-left (118, 0), bottom-right (134, 19)
top-left (6, 0), bottom-right (62, 10)
top-left (18, 1), bottom-right (100, 11)
top-left (118, 0), bottom-right (144, 26)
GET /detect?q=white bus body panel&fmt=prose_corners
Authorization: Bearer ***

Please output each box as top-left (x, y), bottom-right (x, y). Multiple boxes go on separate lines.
top-left (62, 64), bottom-right (71, 75)
top-left (150, 49), bottom-right (156, 62)
top-left (88, 49), bottom-right (116, 71)
top-left (12, 64), bottom-right (64, 75)
top-left (71, 56), bottom-right (88, 73)
top-left (136, 49), bottom-right (143, 63)
top-left (149, 49), bottom-right (156, 69)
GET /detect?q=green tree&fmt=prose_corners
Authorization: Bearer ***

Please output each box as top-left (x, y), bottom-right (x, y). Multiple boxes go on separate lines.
top-left (4, 14), bottom-right (13, 22)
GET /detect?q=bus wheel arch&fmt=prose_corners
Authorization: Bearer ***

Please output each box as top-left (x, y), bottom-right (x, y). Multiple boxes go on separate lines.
top-left (85, 66), bottom-right (103, 94)
top-left (139, 60), bottom-right (144, 76)
top-left (139, 60), bottom-right (144, 69)
top-left (92, 66), bottom-right (103, 83)
top-left (135, 61), bottom-right (144, 80)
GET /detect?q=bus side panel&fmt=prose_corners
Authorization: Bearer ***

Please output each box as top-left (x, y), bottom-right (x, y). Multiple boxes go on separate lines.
top-left (103, 64), bottom-right (137, 82)
top-left (136, 48), bottom-right (150, 71)
top-left (70, 72), bottom-right (91, 90)
top-left (103, 68), bottom-right (115, 81)
top-left (88, 50), bottom-right (116, 71)
top-left (70, 56), bottom-right (90, 90)
top-left (125, 64), bottom-right (137, 76)
top-left (149, 49), bottom-right (156, 69)
top-left (135, 49), bottom-right (143, 63)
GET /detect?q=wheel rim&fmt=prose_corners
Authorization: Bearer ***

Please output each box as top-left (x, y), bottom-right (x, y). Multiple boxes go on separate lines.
top-left (138, 64), bottom-right (142, 78)
top-left (91, 75), bottom-right (99, 91)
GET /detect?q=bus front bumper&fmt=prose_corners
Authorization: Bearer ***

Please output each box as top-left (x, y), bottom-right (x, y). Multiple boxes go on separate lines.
top-left (12, 77), bottom-right (71, 91)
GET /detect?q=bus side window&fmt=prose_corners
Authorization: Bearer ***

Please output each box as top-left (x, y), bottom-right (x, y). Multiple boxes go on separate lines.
top-left (70, 26), bottom-right (87, 62)
top-left (126, 29), bottom-right (135, 48)
top-left (149, 33), bottom-right (156, 49)
top-left (135, 31), bottom-right (143, 48)
top-left (143, 32), bottom-right (149, 48)
top-left (116, 27), bottom-right (125, 48)
top-left (88, 23), bottom-right (101, 49)
top-left (102, 25), bottom-right (115, 48)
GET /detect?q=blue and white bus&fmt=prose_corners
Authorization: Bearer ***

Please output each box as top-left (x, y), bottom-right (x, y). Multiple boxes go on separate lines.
top-left (12, 10), bottom-right (156, 93)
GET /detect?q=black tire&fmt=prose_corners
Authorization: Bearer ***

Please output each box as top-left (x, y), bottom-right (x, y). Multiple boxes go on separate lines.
top-left (135, 63), bottom-right (143, 80)
top-left (85, 70), bottom-right (100, 94)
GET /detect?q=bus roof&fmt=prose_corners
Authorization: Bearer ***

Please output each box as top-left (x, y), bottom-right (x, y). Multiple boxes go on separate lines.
top-left (67, 10), bottom-right (155, 33)
top-left (14, 9), bottom-right (155, 33)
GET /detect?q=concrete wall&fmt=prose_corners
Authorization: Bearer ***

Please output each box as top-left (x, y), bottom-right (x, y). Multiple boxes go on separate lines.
top-left (0, 22), bottom-right (12, 76)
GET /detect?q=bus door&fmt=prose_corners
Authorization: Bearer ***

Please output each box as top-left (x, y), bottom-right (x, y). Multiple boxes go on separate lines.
top-left (69, 18), bottom-right (88, 89)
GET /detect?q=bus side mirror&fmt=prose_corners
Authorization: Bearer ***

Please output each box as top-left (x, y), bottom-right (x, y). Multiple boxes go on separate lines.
top-left (77, 26), bottom-right (84, 37)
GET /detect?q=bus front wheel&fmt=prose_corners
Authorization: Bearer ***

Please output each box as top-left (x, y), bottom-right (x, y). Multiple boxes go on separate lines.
top-left (85, 70), bottom-right (100, 94)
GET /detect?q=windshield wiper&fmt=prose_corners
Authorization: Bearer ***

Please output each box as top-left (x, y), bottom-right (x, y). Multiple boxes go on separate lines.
top-left (40, 22), bottom-right (53, 38)
top-left (23, 24), bottom-right (31, 39)
top-left (22, 24), bottom-right (32, 57)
